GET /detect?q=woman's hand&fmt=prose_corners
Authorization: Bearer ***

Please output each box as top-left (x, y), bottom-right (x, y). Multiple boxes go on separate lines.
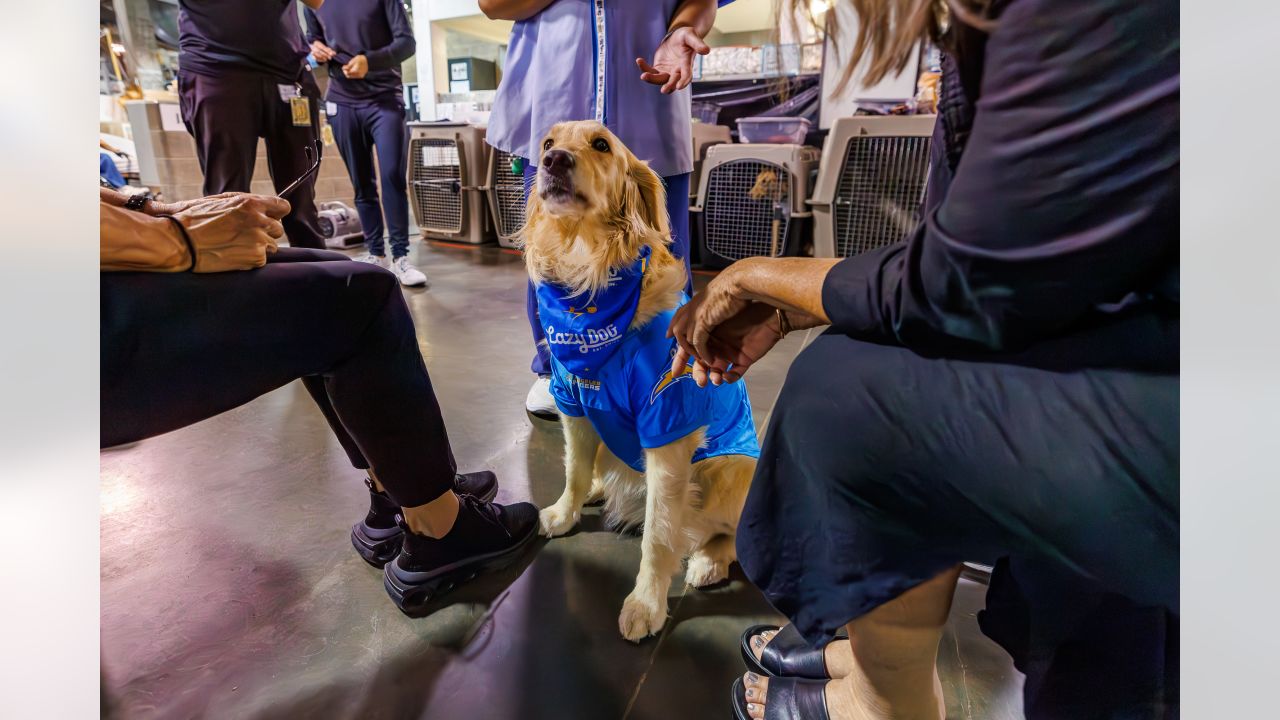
top-left (310, 40), bottom-right (337, 63)
top-left (668, 258), bottom-right (830, 386)
top-left (636, 27), bottom-right (711, 94)
top-left (173, 193), bottom-right (289, 273)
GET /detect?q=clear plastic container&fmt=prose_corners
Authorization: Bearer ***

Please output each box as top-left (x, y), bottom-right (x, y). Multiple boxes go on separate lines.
top-left (736, 116), bottom-right (811, 144)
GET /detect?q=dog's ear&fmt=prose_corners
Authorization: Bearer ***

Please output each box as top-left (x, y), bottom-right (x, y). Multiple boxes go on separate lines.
top-left (519, 180), bottom-right (548, 279)
top-left (622, 156), bottom-right (670, 242)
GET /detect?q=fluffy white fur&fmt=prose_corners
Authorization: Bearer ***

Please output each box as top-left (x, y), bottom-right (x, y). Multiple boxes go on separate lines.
top-left (524, 121), bottom-right (755, 642)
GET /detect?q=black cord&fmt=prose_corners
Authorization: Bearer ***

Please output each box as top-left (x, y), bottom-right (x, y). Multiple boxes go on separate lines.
top-left (156, 214), bottom-right (197, 272)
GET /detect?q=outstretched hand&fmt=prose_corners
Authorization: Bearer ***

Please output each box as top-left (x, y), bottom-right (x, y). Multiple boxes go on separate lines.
top-left (636, 27), bottom-right (710, 94)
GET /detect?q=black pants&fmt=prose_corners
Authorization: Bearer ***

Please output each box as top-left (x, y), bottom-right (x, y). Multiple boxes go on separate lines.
top-left (101, 248), bottom-right (455, 507)
top-left (177, 68), bottom-right (326, 249)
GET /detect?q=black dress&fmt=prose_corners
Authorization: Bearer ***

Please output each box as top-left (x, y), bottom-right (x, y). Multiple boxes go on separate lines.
top-left (735, 0), bottom-right (1178, 716)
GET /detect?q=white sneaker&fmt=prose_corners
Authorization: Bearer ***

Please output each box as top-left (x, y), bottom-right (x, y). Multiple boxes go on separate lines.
top-left (354, 253), bottom-right (391, 270)
top-left (390, 256), bottom-right (428, 287)
top-left (525, 375), bottom-right (559, 419)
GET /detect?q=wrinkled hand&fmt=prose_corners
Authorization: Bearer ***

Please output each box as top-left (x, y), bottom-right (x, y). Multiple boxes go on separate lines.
top-left (636, 27), bottom-right (710, 94)
top-left (171, 193), bottom-right (288, 273)
top-left (310, 40), bottom-right (337, 63)
top-left (343, 54), bottom-right (369, 79)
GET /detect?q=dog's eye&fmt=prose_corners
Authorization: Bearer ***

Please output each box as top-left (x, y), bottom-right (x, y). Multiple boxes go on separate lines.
top-left (543, 138), bottom-right (554, 152)
top-left (592, 138), bottom-right (610, 153)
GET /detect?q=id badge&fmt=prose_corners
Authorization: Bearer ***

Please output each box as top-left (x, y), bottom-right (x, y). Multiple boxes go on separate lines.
top-left (290, 95), bottom-right (311, 127)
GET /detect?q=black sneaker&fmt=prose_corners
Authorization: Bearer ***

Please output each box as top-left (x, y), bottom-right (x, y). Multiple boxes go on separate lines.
top-left (383, 495), bottom-right (539, 616)
top-left (350, 472), bottom-right (500, 568)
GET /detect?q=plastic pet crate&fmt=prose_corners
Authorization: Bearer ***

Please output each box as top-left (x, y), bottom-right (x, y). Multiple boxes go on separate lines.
top-left (736, 116), bottom-right (811, 144)
top-left (690, 123), bottom-right (732, 203)
top-left (407, 122), bottom-right (493, 244)
top-left (486, 147), bottom-right (528, 249)
top-left (810, 115), bottom-right (935, 258)
top-left (691, 143), bottom-right (821, 269)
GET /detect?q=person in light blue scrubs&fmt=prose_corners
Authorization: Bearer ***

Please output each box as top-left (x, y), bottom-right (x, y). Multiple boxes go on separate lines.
top-left (481, 0), bottom-right (725, 418)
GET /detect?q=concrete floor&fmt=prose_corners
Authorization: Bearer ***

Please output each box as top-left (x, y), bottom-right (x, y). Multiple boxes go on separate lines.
top-left (100, 239), bottom-right (1025, 719)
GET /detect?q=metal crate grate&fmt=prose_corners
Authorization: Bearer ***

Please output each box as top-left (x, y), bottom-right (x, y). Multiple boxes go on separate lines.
top-left (411, 138), bottom-right (463, 234)
top-left (703, 159), bottom-right (792, 261)
top-left (834, 135), bottom-right (931, 257)
top-left (492, 148), bottom-right (527, 239)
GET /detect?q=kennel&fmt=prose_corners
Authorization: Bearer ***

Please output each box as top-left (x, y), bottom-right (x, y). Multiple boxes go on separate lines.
top-left (691, 143), bottom-right (821, 269)
top-left (486, 146), bottom-right (528, 249)
top-left (810, 115), bottom-right (935, 258)
top-left (407, 121), bottom-right (493, 244)
top-left (690, 123), bottom-right (732, 203)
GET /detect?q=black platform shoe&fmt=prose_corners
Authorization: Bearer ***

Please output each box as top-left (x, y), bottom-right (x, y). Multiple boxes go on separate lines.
top-left (350, 472), bottom-right (500, 568)
top-left (383, 495), bottom-right (538, 616)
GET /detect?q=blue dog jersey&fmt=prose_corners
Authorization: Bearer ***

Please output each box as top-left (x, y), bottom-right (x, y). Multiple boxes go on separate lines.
top-left (545, 303), bottom-right (761, 473)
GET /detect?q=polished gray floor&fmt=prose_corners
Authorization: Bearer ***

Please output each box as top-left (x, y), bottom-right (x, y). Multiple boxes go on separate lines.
top-left (100, 240), bottom-right (1025, 719)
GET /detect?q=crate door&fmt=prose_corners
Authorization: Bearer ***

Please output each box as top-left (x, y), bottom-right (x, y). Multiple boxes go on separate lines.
top-left (833, 134), bottom-right (931, 257)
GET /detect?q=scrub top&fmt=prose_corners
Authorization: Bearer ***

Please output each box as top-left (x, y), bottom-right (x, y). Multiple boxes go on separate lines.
top-left (546, 304), bottom-right (760, 473)
top-left (489, 0), bottom-right (726, 177)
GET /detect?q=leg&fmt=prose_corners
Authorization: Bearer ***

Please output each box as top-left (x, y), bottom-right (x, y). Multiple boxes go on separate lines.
top-left (618, 430), bottom-right (703, 642)
top-left (262, 73), bottom-right (326, 249)
top-left (742, 566), bottom-right (961, 720)
top-left (539, 413), bottom-right (601, 537)
top-left (686, 533), bottom-right (736, 588)
top-left (684, 454), bottom-right (753, 587)
top-left (661, 172), bottom-right (693, 294)
top-left (329, 102), bottom-right (385, 256)
top-left (101, 258), bottom-right (454, 507)
top-left (177, 69), bottom-right (258, 195)
top-left (370, 102), bottom-right (411, 259)
top-left (737, 331), bottom-right (1177, 717)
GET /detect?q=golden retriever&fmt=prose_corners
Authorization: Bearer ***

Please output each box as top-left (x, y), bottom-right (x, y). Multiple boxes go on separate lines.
top-left (522, 121), bottom-right (756, 642)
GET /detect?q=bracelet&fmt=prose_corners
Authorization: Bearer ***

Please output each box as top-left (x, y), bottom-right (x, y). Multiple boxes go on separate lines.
top-left (776, 307), bottom-right (792, 337)
top-left (157, 214), bottom-right (197, 272)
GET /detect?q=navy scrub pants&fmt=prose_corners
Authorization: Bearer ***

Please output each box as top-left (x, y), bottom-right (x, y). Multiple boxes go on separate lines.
top-left (327, 100), bottom-right (411, 258)
top-left (177, 69), bottom-right (327, 250)
top-left (520, 161), bottom-right (692, 375)
top-left (100, 248), bottom-right (457, 508)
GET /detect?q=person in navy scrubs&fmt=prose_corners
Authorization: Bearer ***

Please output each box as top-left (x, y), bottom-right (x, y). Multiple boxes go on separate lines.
top-left (481, 0), bottom-right (725, 419)
top-left (177, 0), bottom-right (327, 249)
top-left (304, 0), bottom-right (427, 287)
top-left (670, 0), bottom-right (1179, 718)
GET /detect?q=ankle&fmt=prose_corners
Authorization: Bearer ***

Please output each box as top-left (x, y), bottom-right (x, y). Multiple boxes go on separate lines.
top-left (401, 491), bottom-right (461, 539)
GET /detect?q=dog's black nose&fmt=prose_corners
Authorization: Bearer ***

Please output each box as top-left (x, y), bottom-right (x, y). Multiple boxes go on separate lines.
top-left (542, 149), bottom-right (575, 173)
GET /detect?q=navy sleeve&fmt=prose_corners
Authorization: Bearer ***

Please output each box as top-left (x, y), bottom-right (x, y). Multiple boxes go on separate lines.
top-left (821, 0), bottom-right (1178, 353)
top-left (302, 8), bottom-right (325, 45)
top-left (365, 0), bottom-right (416, 71)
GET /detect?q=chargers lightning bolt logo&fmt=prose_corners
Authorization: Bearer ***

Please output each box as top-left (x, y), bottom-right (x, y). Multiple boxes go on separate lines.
top-left (649, 358), bottom-right (694, 405)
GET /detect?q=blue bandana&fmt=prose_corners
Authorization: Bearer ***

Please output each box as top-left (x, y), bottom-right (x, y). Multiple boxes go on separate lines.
top-left (536, 246), bottom-right (651, 380)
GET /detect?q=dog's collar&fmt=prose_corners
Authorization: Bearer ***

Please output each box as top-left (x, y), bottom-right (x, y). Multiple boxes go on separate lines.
top-left (536, 246), bottom-right (650, 380)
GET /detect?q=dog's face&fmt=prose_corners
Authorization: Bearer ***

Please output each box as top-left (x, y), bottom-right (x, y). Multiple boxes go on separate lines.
top-left (534, 121), bottom-right (649, 220)
top-left (523, 121), bottom-right (672, 297)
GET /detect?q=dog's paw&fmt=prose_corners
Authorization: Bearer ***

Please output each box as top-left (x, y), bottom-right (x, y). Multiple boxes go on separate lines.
top-left (538, 504), bottom-right (579, 538)
top-left (685, 552), bottom-right (730, 588)
top-left (618, 590), bottom-right (668, 642)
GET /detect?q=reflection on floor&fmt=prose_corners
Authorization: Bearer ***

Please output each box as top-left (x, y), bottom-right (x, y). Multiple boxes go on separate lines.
top-left (101, 240), bottom-right (1025, 719)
